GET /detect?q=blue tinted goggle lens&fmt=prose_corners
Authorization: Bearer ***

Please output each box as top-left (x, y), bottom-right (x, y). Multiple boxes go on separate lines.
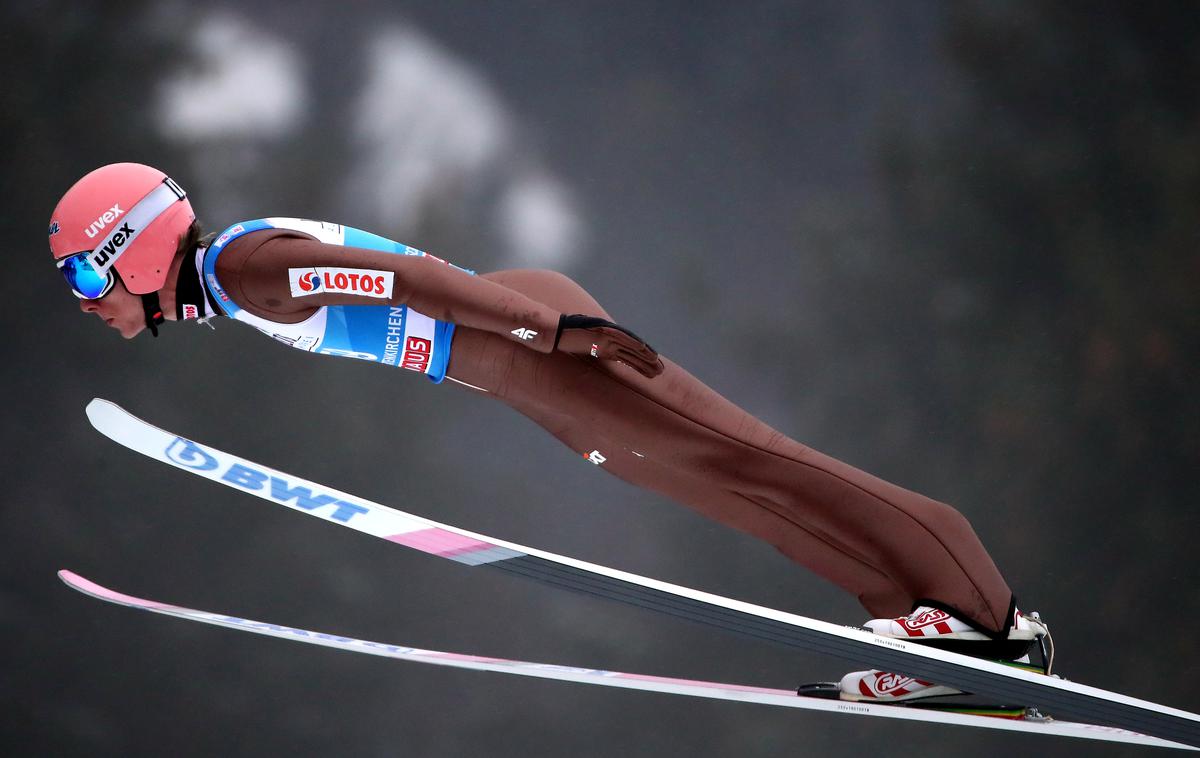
top-left (57, 252), bottom-right (115, 299)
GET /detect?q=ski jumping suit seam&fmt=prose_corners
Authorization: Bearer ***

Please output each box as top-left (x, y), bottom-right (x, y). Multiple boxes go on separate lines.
top-left (582, 360), bottom-right (1003, 632)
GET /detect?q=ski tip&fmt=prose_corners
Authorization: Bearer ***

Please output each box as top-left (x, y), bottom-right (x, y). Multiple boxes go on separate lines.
top-left (59, 569), bottom-right (110, 597)
top-left (59, 569), bottom-right (112, 601)
top-left (85, 398), bottom-right (119, 427)
top-left (58, 570), bottom-right (171, 610)
top-left (85, 398), bottom-right (140, 441)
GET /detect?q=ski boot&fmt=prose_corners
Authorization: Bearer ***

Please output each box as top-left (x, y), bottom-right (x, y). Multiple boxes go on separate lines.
top-left (799, 605), bottom-right (1053, 716)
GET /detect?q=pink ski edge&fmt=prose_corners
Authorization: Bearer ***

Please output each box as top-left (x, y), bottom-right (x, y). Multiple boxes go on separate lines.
top-left (58, 570), bottom-right (175, 611)
top-left (385, 527), bottom-right (495, 557)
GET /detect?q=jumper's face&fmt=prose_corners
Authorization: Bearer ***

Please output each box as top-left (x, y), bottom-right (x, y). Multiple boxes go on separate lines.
top-left (78, 275), bottom-right (147, 339)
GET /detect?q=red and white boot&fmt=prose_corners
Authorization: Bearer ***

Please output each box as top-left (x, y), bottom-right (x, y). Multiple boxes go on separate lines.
top-left (838, 605), bottom-right (1051, 703)
top-left (864, 605), bottom-right (1048, 649)
top-left (838, 670), bottom-right (963, 702)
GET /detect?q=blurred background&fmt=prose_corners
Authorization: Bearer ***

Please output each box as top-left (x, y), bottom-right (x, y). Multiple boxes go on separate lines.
top-left (4, 1), bottom-right (1198, 756)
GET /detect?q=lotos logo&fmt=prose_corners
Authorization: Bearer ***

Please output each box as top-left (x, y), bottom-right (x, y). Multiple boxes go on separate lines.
top-left (161, 437), bottom-right (369, 522)
top-left (296, 270), bottom-right (322, 292)
top-left (289, 267), bottom-right (394, 299)
top-left (48, 221), bottom-right (60, 236)
top-left (85, 204), bottom-right (123, 239)
top-left (88, 222), bottom-right (136, 270)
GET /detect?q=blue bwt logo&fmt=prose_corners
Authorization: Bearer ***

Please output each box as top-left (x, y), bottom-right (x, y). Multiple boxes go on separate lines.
top-left (164, 436), bottom-right (369, 523)
top-left (166, 437), bottom-right (219, 470)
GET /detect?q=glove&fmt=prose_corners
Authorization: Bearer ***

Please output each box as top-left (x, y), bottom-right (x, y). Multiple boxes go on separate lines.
top-left (553, 314), bottom-right (665, 378)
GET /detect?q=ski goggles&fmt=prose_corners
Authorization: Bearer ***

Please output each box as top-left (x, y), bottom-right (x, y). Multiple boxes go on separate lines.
top-left (57, 251), bottom-right (116, 299)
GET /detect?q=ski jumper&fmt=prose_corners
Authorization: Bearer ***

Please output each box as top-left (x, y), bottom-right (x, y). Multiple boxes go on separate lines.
top-left (204, 219), bottom-right (1017, 635)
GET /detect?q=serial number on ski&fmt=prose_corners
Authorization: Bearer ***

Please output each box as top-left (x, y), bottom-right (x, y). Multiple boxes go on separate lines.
top-left (836, 704), bottom-right (873, 714)
top-left (868, 637), bottom-right (912, 652)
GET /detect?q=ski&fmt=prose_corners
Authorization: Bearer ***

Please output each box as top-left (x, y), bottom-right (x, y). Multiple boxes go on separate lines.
top-left (84, 398), bottom-right (1200, 747)
top-left (58, 570), bottom-right (1194, 751)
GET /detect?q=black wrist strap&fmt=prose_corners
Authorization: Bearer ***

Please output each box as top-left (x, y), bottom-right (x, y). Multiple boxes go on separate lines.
top-left (553, 313), bottom-right (567, 351)
top-left (555, 314), bottom-right (653, 351)
top-left (555, 315), bottom-right (611, 350)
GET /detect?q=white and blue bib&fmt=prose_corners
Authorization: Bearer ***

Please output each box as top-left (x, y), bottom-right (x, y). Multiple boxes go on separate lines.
top-left (203, 218), bottom-right (471, 383)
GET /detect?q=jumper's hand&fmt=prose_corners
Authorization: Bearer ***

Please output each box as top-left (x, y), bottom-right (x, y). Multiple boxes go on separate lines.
top-left (554, 314), bottom-right (664, 378)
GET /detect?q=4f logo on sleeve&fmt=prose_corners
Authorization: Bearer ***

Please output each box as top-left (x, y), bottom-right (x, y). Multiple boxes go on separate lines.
top-left (511, 327), bottom-right (538, 341)
top-left (289, 267), bottom-right (395, 299)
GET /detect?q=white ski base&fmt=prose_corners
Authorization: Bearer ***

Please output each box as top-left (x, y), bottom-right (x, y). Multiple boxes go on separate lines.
top-left (59, 570), bottom-right (1193, 751)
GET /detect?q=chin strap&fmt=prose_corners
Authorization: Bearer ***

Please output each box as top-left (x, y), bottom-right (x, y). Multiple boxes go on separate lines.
top-left (141, 292), bottom-right (165, 338)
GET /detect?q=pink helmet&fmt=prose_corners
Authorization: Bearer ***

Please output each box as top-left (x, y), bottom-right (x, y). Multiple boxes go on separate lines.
top-left (49, 163), bottom-right (194, 295)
